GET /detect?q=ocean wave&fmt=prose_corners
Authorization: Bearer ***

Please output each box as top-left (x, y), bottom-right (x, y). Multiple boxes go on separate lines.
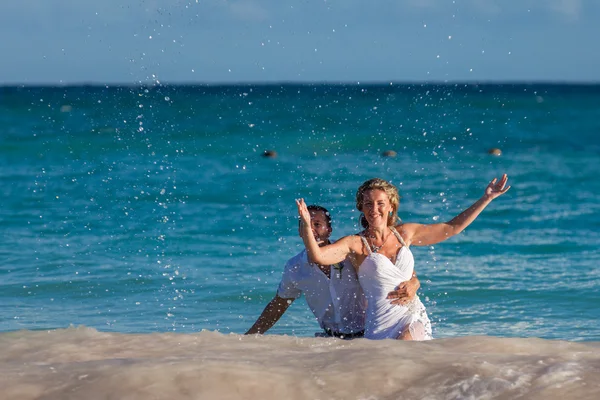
top-left (1, 327), bottom-right (598, 400)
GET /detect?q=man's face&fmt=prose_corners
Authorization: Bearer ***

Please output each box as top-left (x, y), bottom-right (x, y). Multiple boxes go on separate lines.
top-left (299, 210), bottom-right (332, 244)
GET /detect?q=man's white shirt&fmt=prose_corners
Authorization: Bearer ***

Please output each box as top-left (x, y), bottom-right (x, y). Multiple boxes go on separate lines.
top-left (277, 249), bottom-right (366, 334)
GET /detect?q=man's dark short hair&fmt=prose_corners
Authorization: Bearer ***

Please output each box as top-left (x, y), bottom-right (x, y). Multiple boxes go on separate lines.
top-left (307, 204), bottom-right (332, 228)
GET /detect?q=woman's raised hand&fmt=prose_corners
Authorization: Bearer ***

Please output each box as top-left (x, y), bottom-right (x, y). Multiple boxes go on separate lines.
top-left (295, 198), bottom-right (311, 226)
top-left (485, 174), bottom-right (511, 200)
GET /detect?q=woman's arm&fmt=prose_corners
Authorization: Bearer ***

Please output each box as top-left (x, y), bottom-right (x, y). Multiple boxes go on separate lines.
top-left (405, 174), bottom-right (510, 246)
top-left (296, 198), bottom-right (353, 265)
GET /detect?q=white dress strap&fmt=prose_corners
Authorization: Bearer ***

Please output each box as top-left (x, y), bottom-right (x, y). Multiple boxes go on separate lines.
top-left (359, 235), bottom-right (372, 255)
top-left (390, 226), bottom-right (408, 248)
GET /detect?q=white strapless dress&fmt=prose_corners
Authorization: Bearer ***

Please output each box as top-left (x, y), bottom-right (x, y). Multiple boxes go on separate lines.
top-left (358, 232), bottom-right (432, 340)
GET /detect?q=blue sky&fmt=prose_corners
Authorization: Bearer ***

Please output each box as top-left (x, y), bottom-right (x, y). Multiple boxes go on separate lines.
top-left (1, 0), bottom-right (598, 84)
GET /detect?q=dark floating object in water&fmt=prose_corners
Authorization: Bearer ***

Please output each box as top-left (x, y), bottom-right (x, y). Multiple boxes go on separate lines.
top-left (488, 148), bottom-right (502, 156)
top-left (262, 150), bottom-right (278, 158)
top-left (382, 150), bottom-right (397, 157)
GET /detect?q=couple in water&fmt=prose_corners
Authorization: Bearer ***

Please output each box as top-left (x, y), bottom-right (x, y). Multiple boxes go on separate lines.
top-left (248, 175), bottom-right (510, 340)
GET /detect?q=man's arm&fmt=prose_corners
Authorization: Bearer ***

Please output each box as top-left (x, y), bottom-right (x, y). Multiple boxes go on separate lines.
top-left (386, 273), bottom-right (420, 306)
top-left (245, 295), bottom-right (294, 335)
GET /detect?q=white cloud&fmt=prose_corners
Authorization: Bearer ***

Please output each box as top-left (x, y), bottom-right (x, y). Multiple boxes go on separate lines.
top-left (397, 0), bottom-right (585, 19)
top-left (469, 0), bottom-right (502, 15)
top-left (549, 0), bottom-right (582, 20)
top-left (401, 0), bottom-right (438, 9)
top-left (226, 1), bottom-right (270, 22)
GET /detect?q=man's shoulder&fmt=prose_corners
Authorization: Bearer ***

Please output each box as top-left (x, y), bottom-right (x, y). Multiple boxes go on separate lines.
top-left (280, 250), bottom-right (310, 282)
top-left (284, 249), bottom-right (309, 269)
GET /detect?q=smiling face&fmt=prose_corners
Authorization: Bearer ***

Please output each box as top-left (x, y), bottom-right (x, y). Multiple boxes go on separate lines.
top-left (361, 189), bottom-right (394, 228)
top-left (298, 209), bottom-right (332, 244)
top-left (355, 178), bottom-right (400, 229)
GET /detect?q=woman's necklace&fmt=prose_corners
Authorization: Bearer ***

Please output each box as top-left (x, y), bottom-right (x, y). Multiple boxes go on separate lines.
top-left (368, 228), bottom-right (391, 253)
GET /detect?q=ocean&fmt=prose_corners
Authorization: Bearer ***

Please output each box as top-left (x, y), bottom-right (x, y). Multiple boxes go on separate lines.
top-left (1, 83), bottom-right (599, 399)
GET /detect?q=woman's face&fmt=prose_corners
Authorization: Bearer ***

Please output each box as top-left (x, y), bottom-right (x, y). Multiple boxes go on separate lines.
top-left (362, 189), bottom-right (393, 227)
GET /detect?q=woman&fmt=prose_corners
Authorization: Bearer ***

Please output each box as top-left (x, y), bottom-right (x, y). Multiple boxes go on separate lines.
top-left (296, 174), bottom-right (510, 340)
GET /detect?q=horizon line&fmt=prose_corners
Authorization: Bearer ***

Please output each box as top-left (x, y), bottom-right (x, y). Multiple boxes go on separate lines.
top-left (1, 79), bottom-right (600, 88)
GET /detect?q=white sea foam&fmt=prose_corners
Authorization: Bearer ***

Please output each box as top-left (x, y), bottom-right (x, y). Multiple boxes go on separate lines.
top-left (1, 327), bottom-right (598, 400)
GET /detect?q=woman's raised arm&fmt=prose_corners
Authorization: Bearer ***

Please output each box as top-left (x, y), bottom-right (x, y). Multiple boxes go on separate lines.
top-left (404, 174), bottom-right (510, 246)
top-left (296, 198), bottom-right (353, 265)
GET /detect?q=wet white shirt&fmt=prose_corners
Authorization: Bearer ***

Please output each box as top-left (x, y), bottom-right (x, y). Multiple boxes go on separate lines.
top-left (277, 249), bottom-right (366, 334)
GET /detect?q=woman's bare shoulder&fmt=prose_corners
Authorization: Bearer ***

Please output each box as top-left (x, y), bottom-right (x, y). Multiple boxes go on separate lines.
top-left (341, 233), bottom-right (369, 266)
top-left (395, 223), bottom-right (419, 244)
top-left (338, 233), bottom-right (363, 244)
top-left (337, 233), bottom-right (365, 251)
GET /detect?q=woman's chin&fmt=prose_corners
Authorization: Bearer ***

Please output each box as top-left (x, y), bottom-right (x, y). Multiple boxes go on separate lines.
top-left (366, 219), bottom-right (385, 227)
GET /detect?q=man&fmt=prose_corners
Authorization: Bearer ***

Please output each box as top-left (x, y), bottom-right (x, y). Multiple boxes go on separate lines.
top-left (245, 205), bottom-right (420, 338)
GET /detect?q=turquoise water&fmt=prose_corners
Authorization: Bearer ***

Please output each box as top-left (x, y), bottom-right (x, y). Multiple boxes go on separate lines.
top-left (1, 84), bottom-right (599, 340)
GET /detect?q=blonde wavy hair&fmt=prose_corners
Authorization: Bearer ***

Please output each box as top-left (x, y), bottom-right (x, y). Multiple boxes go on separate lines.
top-left (355, 178), bottom-right (400, 228)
